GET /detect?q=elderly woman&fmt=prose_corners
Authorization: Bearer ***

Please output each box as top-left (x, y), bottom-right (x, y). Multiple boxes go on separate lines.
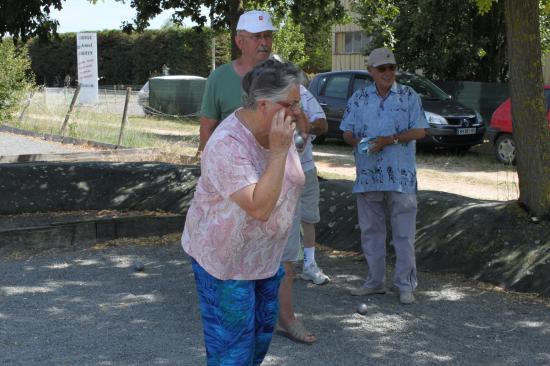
top-left (181, 60), bottom-right (305, 365)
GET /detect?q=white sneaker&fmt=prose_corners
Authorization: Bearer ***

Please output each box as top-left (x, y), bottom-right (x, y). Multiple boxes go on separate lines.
top-left (301, 262), bottom-right (330, 285)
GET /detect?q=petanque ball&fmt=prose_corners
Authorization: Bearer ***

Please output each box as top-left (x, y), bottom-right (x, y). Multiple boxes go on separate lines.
top-left (294, 134), bottom-right (305, 149)
top-left (134, 261), bottom-right (145, 272)
top-left (357, 303), bottom-right (368, 315)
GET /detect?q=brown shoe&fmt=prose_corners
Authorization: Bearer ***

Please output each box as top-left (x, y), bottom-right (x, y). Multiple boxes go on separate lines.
top-left (350, 286), bottom-right (386, 296)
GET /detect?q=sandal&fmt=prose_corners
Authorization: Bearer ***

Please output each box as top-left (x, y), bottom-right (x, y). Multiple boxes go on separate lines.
top-left (275, 321), bottom-right (317, 345)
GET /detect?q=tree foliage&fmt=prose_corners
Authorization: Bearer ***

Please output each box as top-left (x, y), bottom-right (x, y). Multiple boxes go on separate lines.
top-left (353, 0), bottom-right (550, 82)
top-left (0, 0), bottom-right (63, 42)
top-left (268, 7), bottom-right (333, 73)
top-left (353, 0), bottom-right (399, 49)
top-left (353, 0), bottom-right (507, 82)
top-left (0, 1), bottom-right (343, 72)
top-left (117, 0), bottom-right (346, 59)
top-left (272, 17), bottom-right (307, 69)
top-left (0, 40), bottom-right (34, 121)
top-left (301, 23), bottom-right (333, 73)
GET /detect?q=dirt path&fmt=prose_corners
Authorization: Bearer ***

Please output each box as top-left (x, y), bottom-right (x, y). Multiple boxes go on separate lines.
top-left (313, 141), bottom-right (519, 201)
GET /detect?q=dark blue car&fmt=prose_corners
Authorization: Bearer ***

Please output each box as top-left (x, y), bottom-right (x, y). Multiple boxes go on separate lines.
top-left (308, 70), bottom-right (485, 150)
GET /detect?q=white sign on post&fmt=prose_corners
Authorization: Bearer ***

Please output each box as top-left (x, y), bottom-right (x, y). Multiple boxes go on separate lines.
top-left (76, 32), bottom-right (99, 104)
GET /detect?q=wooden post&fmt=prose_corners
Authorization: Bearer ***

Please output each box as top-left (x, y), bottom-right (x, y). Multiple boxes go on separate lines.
top-left (60, 84), bottom-right (81, 137)
top-left (211, 36), bottom-right (216, 71)
top-left (116, 87), bottom-right (132, 148)
top-left (17, 90), bottom-right (35, 125)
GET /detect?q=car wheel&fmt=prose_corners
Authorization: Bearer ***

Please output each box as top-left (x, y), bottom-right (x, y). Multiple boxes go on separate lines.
top-left (495, 134), bottom-right (516, 164)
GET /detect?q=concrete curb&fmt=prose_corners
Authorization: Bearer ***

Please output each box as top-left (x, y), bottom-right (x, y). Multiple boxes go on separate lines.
top-left (0, 125), bottom-right (122, 150)
top-left (0, 148), bottom-right (163, 164)
top-left (0, 162), bottom-right (199, 252)
top-left (0, 213), bottom-right (185, 255)
top-left (0, 162), bottom-right (199, 214)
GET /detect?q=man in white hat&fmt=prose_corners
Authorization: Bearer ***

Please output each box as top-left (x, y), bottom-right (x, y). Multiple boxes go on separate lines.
top-left (340, 47), bottom-right (428, 304)
top-left (196, 10), bottom-right (277, 154)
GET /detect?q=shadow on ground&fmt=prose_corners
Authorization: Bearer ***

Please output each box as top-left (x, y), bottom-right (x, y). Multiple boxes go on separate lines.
top-left (317, 179), bottom-right (550, 297)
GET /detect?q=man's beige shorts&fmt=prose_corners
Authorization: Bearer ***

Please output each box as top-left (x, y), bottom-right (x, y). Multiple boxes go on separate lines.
top-left (281, 168), bottom-right (320, 262)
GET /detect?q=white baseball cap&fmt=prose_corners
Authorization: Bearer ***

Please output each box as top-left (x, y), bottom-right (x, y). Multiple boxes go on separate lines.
top-left (236, 10), bottom-right (277, 33)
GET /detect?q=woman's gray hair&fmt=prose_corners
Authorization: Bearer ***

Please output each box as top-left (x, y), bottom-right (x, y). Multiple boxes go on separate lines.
top-left (241, 59), bottom-right (303, 109)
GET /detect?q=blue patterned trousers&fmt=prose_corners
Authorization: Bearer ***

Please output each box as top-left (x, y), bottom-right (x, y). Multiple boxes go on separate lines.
top-left (191, 258), bottom-right (285, 366)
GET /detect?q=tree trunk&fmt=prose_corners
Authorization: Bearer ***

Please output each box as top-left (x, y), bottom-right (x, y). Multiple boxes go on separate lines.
top-left (229, 0), bottom-right (243, 60)
top-left (504, 0), bottom-right (550, 217)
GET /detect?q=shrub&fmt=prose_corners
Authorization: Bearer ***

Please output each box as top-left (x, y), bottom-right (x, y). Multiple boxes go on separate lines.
top-left (0, 40), bottom-right (34, 121)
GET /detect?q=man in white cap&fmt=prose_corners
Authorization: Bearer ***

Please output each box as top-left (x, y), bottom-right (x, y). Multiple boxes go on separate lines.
top-left (340, 47), bottom-right (428, 304)
top-left (196, 10), bottom-right (277, 154)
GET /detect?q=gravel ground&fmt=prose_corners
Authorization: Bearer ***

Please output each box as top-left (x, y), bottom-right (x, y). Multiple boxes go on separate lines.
top-left (1, 240), bottom-right (549, 366)
top-left (0, 132), bottom-right (87, 156)
top-left (1, 132), bottom-right (549, 365)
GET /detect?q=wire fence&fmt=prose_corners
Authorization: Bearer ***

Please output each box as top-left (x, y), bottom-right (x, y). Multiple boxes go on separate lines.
top-left (10, 87), bottom-right (201, 158)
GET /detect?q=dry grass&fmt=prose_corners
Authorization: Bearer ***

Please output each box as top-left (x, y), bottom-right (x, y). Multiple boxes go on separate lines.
top-left (12, 88), bottom-right (201, 154)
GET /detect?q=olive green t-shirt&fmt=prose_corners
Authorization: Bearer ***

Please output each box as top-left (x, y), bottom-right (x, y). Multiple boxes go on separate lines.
top-left (200, 63), bottom-right (243, 122)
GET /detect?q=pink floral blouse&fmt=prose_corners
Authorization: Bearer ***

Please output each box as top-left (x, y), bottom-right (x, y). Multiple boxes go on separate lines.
top-left (181, 111), bottom-right (305, 280)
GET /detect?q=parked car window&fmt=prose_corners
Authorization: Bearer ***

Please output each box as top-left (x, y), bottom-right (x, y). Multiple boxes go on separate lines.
top-left (352, 75), bottom-right (372, 94)
top-left (397, 74), bottom-right (450, 101)
top-left (323, 74), bottom-right (351, 99)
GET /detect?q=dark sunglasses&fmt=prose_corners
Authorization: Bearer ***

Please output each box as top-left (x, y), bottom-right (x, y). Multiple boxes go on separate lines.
top-left (375, 64), bottom-right (396, 72)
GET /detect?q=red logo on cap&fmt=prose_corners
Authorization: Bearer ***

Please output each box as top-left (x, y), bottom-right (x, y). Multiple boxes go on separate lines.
top-left (259, 16), bottom-right (263, 20)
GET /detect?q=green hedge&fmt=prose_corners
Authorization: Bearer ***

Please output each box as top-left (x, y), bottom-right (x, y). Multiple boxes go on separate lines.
top-left (27, 28), bottom-right (231, 87)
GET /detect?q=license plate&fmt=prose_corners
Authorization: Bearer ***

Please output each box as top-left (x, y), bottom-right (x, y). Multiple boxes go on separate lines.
top-left (457, 128), bottom-right (476, 135)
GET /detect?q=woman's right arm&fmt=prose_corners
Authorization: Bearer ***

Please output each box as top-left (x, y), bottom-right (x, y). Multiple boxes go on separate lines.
top-left (231, 109), bottom-right (294, 221)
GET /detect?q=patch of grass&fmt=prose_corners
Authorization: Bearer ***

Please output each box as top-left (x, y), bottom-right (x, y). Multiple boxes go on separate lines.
top-left (13, 89), bottom-right (201, 154)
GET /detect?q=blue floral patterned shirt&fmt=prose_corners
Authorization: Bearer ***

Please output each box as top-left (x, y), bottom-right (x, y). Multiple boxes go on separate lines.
top-left (340, 82), bottom-right (428, 194)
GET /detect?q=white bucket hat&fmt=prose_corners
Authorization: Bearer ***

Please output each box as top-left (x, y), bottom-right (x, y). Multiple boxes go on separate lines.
top-left (236, 10), bottom-right (277, 33)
